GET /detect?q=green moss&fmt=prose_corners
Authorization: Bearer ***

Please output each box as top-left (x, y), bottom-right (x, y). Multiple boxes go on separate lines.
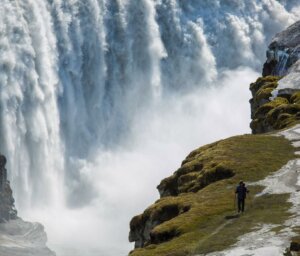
top-left (252, 89), bottom-right (300, 133)
top-left (254, 78), bottom-right (279, 102)
top-left (158, 148), bottom-right (234, 196)
top-left (256, 76), bottom-right (280, 83)
top-left (255, 87), bottom-right (274, 102)
top-left (267, 104), bottom-right (300, 129)
top-left (250, 76), bottom-right (300, 134)
top-left (250, 76), bottom-right (280, 93)
top-left (254, 97), bottom-right (289, 118)
top-left (130, 135), bottom-right (295, 256)
top-left (291, 92), bottom-right (300, 104)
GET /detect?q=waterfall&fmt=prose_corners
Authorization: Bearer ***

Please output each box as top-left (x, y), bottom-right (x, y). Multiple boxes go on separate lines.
top-left (0, 0), bottom-right (63, 207)
top-left (275, 50), bottom-right (290, 76)
top-left (0, 0), bottom-right (299, 254)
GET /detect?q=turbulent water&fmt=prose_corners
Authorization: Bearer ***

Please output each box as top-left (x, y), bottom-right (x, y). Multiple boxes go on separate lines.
top-left (0, 0), bottom-right (300, 255)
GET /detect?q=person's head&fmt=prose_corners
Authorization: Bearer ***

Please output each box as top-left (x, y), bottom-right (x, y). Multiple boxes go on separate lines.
top-left (239, 180), bottom-right (244, 186)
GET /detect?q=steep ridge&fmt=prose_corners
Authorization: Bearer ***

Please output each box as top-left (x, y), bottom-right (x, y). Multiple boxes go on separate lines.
top-left (128, 21), bottom-right (300, 256)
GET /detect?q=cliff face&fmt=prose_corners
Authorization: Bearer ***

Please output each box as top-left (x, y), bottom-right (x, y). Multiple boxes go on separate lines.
top-left (251, 21), bottom-right (300, 134)
top-left (0, 154), bottom-right (55, 256)
top-left (0, 155), bottom-right (17, 222)
top-left (129, 21), bottom-right (300, 256)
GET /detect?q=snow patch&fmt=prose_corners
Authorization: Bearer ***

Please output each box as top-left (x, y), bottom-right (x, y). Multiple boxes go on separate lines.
top-left (292, 141), bottom-right (300, 147)
top-left (204, 225), bottom-right (287, 256)
top-left (255, 160), bottom-right (297, 195)
top-left (277, 60), bottom-right (300, 91)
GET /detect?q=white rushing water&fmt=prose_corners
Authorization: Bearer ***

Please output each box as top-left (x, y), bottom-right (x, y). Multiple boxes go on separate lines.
top-left (0, 0), bottom-right (300, 255)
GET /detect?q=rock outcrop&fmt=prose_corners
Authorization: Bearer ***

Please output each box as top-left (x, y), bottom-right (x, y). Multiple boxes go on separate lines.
top-left (129, 202), bottom-right (190, 248)
top-left (263, 21), bottom-right (300, 77)
top-left (157, 155), bottom-right (234, 198)
top-left (0, 155), bottom-right (17, 222)
top-left (249, 76), bottom-right (300, 134)
top-left (250, 21), bottom-right (300, 134)
top-left (0, 154), bottom-right (55, 256)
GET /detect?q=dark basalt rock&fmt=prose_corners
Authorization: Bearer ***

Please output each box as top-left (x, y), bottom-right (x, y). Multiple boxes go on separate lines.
top-left (0, 154), bottom-right (17, 222)
top-left (262, 59), bottom-right (277, 77)
top-left (290, 241), bottom-right (300, 251)
top-left (0, 155), bottom-right (54, 256)
top-left (129, 203), bottom-right (190, 248)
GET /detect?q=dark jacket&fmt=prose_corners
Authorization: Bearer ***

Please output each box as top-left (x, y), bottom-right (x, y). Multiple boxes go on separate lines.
top-left (235, 185), bottom-right (249, 200)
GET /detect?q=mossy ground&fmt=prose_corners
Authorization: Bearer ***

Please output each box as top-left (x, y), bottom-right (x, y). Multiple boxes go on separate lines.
top-left (130, 134), bottom-right (295, 256)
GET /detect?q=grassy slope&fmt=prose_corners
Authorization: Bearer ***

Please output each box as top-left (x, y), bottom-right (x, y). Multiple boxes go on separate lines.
top-left (130, 134), bottom-right (295, 256)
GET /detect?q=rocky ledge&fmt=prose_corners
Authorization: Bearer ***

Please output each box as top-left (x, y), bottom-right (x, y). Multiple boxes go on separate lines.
top-left (249, 75), bottom-right (300, 134)
top-left (0, 154), bottom-right (55, 256)
top-left (250, 21), bottom-right (300, 134)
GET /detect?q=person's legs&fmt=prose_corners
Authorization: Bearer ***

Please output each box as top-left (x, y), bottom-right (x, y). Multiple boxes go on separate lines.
top-left (238, 199), bottom-right (242, 212)
top-left (241, 199), bottom-right (245, 212)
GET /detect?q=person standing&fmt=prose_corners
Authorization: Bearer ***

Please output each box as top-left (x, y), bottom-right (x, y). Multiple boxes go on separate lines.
top-left (235, 180), bottom-right (249, 213)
